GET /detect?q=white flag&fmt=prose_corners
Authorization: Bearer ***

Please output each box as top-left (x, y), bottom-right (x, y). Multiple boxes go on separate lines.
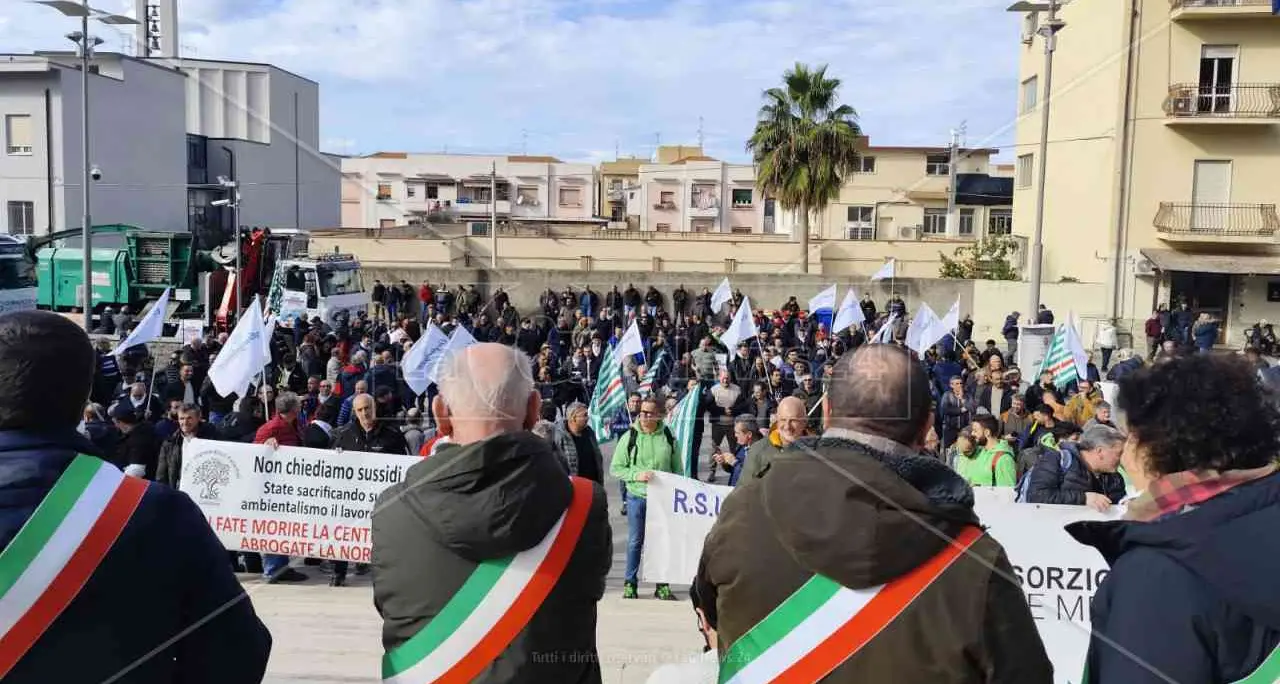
top-left (261, 313), bottom-right (277, 356)
top-left (710, 277), bottom-right (732, 313)
top-left (446, 325), bottom-right (477, 353)
top-left (873, 314), bottom-right (898, 344)
top-left (871, 259), bottom-right (896, 282)
top-left (718, 296), bottom-right (758, 350)
top-left (208, 298), bottom-right (268, 397)
top-left (832, 288), bottom-right (865, 334)
top-left (906, 304), bottom-right (941, 354)
top-left (403, 324), bottom-right (450, 395)
top-left (927, 298), bottom-right (961, 348)
top-left (617, 321), bottom-right (644, 365)
top-left (808, 284), bottom-right (837, 312)
top-left (111, 288), bottom-right (170, 356)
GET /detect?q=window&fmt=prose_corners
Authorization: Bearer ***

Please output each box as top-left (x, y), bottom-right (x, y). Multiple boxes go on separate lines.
top-left (989, 208), bottom-right (1013, 235)
top-left (1017, 154), bottom-right (1034, 188)
top-left (731, 226), bottom-right (753, 234)
top-left (923, 208), bottom-right (947, 235)
top-left (926, 153), bottom-right (950, 176)
top-left (856, 156), bottom-right (877, 173)
top-left (731, 188), bottom-right (753, 206)
top-left (1021, 76), bottom-right (1038, 114)
top-left (959, 208), bottom-right (976, 236)
top-left (659, 191), bottom-right (675, 207)
top-left (692, 184), bottom-right (717, 209)
top-left (517, 186), bottom-right (539, 205)
top-left (6, 201), bottom-right (34, 236)
top-left (691, 219), bottom-right (714, 232)
top-left (846, 206), bottom-right (874, 240)
top-left (558, 187), bottom-right (582, 207)
top-left (656, 223), bottom-right (671, 232)
top-left (378, 218), bottom-right (396, 228)
top-left (5, 115), bottom-right (32, 155)
top-left (317, 266), bottom-right (365, 297)
top-left (406, 184), bottom-right (416, 198)
top-left (426, 184), bottom-right (439, 199)
top-left (376, 183), bottom-right (392, 200)
top-left (1199, 45), bottom-right (1237, 114)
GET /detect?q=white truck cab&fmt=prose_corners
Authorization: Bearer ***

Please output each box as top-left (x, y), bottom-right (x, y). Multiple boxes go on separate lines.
top-left (273, 253), bottom-right (366, 327)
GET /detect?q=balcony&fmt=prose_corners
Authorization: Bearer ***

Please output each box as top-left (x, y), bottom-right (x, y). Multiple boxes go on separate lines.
top-left (451, 199), bottom-right (511, 216)
top-left (652, 201), bottom-right (676, 211)
top-left (1164, 83), bottom-right (1280, 126)
top-left (689, 198), bottom-right (720, 217)
top-left (1170, 0), bottom-right (1280, 21)
top-left (1153, 202), bottom-right (1280, 244)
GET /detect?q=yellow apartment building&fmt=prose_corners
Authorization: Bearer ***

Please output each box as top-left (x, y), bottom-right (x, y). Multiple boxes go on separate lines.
top-left (1013, 0), bottom-right (1280, 344)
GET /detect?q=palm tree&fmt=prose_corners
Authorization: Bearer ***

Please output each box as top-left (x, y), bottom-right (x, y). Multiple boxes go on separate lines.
top-left (747, 63), bottom-right (863, 273)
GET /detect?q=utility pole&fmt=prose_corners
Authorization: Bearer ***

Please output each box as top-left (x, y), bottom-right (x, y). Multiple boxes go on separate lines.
top-left (521, 128), bottom-right (528, 157)
top-left (946, 126), bottom-right (960, 237)
top-left (1028, 0), bottom-right (1065, 318)
top-left (654, 133), bottom-right (661, 161)
top-left (489, 160), bottom-right (497, 268)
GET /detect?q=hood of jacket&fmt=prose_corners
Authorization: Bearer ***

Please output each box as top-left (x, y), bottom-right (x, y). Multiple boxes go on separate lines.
top-left (402, 431), bottom-right (573, 562)
top-left (758, 430), bottom-right (978, 590)
top-left (1069, 472), bottom-right (1280, 630)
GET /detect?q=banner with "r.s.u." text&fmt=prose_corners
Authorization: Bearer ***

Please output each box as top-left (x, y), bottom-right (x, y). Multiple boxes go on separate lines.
top-left (179, 438), bottom-right (418, 563)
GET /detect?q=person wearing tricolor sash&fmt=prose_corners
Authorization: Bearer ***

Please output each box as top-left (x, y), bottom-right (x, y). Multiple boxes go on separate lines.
top-left (372, 343), bottom-right (611, 684)
top-left (696, 344), bottom-right (1052, 683)
top-left (0, 311), bottom-right (272, 683)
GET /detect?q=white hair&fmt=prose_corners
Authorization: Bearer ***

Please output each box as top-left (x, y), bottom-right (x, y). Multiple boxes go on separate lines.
top-left (436, 344), bottom-right (534, 423)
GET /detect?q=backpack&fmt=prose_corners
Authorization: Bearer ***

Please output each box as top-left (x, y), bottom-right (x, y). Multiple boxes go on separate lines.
top-left (625, 425), bottom-right (677, 467)
top-left (1016, 448), bottom-right (1075, 502)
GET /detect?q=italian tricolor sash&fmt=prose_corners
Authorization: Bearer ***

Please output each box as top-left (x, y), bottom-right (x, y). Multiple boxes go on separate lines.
top-left (719, 526), bottom-right (984, 684)
top-left (382, 476), bottom-right (594, 683)
top-left (0, 455), bottom-right (148, 677)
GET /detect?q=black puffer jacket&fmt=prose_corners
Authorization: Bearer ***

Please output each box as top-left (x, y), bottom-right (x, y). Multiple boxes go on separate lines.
top-left (372, 432), bottom-right (612, 683)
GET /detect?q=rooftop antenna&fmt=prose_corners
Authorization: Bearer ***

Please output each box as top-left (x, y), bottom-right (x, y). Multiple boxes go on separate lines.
top-left (615, 139), bottom-right (620, 160)
top-left (654, 132), bottom-right (661, 161)
top-left (697, 116), bottom-right (705, 150)
top-left (521, 128), bottom-right (528, 156)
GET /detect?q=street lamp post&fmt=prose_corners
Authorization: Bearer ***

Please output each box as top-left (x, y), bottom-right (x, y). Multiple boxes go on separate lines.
top-left (33, 1), bottom-right (137, 330)
top-left (1008, 0), bottom-right (1066, 319)
top-left (214, 176), bottom-right (241, 318)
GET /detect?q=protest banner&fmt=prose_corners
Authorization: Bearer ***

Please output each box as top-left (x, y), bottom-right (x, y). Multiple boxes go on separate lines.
top-left (640, 472), bottom-right (733, 584)
top-left (179, 438), bottom-right (418, 562)
top-left (178, 319), bottom-right (203, 344)
top-left (642, 473), bottom-right (1117, 684)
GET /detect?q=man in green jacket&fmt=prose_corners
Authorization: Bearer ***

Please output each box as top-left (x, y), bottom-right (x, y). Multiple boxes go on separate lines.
top-left (611, 395), bottom-right (680, 600)
top-left (955, 414), bottom-right (1017, 487)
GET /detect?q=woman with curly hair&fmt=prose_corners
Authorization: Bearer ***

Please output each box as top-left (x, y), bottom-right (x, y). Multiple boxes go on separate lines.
top-left (1068, 354), bottom-right (1280, 684)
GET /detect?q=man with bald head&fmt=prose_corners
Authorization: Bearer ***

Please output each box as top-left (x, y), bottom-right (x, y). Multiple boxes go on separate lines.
top-left (696, 344), bottom-right (1052, 682)
top-left (371, 343), bottom-right (611, 682)
top-left (737, 395), bottom-right (809, 486)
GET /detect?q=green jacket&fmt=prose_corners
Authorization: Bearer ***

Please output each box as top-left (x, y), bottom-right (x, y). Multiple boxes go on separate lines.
top-left (610, 423), bottom-right (678, 499)
top-left (955, 440), bottom-right (1017, 487)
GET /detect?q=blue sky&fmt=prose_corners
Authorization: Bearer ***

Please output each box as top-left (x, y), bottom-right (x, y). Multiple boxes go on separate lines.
top-left (3, 0), bottom-right (1024, 162)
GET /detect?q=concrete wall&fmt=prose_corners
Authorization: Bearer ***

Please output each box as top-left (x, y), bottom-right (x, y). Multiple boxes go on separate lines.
top-left (205, 67), bottom-right (338, 231)
top-left (0, 71), bottom-right (57, 234)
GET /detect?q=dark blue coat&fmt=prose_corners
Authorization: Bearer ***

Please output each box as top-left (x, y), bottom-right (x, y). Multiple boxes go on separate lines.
top-left (1067, 473), bottom-right (1280, 684)
top-left (0, 429), bottom-right (271, 683)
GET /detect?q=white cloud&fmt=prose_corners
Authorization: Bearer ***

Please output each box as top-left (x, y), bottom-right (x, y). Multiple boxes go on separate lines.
top-left (2, 0), bottom-right (1022, 161)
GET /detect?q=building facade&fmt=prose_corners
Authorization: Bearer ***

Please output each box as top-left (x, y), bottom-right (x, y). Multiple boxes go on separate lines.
top-left (0, 52), bottom-right (338, 238)
top-left (626, 157), bottom-right (768, 234)
top-left (598, 157), bottom-right (644, 224)
top-left (1012, 0), bottom-right (1280, 344)
top-left (0, 53), bottom-right (187, 236)
top-left (778, 141), bottom-right (1010, 242)
top-left (340, 153), bottom-right (601, 230)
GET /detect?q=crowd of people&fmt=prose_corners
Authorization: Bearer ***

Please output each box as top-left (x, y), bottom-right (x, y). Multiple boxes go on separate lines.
top-left (3, 273), bottom-right (1278, 682)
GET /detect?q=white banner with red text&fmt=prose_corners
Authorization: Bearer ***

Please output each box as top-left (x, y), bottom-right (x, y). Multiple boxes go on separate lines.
top-left (640, 473), bottom-right (1120, 684)
top-left (179, 438), bottom-right (417, 563)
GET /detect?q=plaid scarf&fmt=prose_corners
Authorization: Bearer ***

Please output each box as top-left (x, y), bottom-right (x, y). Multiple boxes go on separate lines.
top-left (1125, 463), bottom-right (1277, 522)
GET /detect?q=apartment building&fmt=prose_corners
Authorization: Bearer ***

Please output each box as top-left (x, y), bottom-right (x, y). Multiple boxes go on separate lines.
top-left (626, 156), bottom-right (769, 234)
top-left (1012, 0), bottom-right (1280, 342)
top-left (341, 153), bottom-right (600, 230)
top-left (774, 139), bottom-right (1011, 242)
top-left (598, 157), bottom-right (644, 223)
top-left (0, 51), bottom-right (337, 238)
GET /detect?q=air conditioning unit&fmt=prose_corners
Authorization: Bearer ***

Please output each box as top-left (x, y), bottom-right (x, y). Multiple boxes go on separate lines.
top-left (1169, 97), bottom-right (1194, 115)
top-left (898, 225), bottom-right (922, 240)
top-left (1135, 258), bottom-right (1156, 275)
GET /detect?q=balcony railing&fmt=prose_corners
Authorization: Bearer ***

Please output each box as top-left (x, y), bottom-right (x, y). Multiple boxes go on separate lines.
top-left (1164, 83), bottom-right (1280, 119)
top-left (1153, 202), bottom-right (1280, 238)
top-left (1171, 0), bottom-right (1272, 8)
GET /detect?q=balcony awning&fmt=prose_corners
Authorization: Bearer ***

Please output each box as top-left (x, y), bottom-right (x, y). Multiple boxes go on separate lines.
top-left (412, 173), bottom-right (455, 182)
top-left (1141, 248), bottom-right (1280, 276)
top-left (462, 174), bottom-right (507, 186)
